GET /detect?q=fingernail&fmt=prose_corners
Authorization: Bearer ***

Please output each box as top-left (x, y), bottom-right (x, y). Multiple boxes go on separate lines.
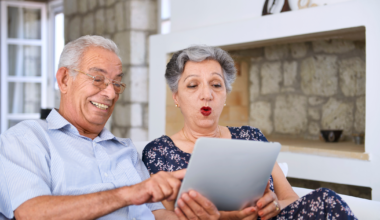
top-left (182, 194), bottom-right (190, 201)
top-left (257, 202), bottom-right (262, 208)
top-left (178, 200), bottom-right (184, 206)
top-left (250, 207), bottom-right (255, 212)
top-left (259, 211), bottom-right (263, 216)
top-left (174, 208), bottom-right (180, 214)
top-left (189, 191), bottom-right (197, 198)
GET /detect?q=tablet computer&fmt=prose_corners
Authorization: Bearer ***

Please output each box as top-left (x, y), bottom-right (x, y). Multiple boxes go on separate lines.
top-left (175, 137), bottom-right (281, 211)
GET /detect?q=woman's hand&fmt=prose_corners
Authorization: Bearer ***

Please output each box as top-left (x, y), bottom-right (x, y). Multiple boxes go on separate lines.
top-left (256, 181), bottom-right (281, 220)
top-left (219, 207), bottom-right (258, 220)
top-left (175, 190), bottom-right (220, 220)
top-left (174, 190), bottom-right (258, 220)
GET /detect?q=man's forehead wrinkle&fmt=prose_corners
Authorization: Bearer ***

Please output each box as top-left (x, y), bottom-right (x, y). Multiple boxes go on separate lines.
top-left (80, 49), bottom-right (123, 77)
top-left (89, 67), bottom-right (107, 73)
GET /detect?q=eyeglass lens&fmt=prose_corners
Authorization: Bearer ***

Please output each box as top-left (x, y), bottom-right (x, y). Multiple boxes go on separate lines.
top-left (90, 72), bottom-right (125, 94)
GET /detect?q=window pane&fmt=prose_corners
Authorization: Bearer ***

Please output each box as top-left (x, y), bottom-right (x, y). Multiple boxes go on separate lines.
top-left (7, 7), bottom-right (41, 39)
top-left (7, 7), bottom-right (20, 38)
top-left (54, 12), bottom-right (64, 74)
top-left (8, 120), bottom-right (23, 129)
top-left (8, 45), bottom-right (42, 76)
top-left (23, 8), bottom-right (41, 39)
top-left (8, 82), bottom-right (41, 114)
top-left (161, 20), bottom-right (171, 34)
top-left (161, 0), bottom-right (170, 20)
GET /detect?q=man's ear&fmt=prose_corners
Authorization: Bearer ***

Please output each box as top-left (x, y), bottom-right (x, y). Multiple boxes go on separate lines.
top-left (56, 67), bottom-right (71, 94)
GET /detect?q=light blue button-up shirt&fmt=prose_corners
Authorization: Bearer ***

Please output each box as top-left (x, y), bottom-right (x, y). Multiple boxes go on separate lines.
top-left (0, 109), bottom-right (164, 219)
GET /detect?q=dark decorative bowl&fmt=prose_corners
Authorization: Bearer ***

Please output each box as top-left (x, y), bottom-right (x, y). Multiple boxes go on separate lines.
top-left (320, 130), bottom-right (343, 142)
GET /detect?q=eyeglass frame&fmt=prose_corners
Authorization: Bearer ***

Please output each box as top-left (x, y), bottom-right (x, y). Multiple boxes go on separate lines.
top-left (73, 69), bottom-right (126, 94)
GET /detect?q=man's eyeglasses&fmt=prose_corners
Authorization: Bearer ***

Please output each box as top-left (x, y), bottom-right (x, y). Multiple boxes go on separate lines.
top-left (73, 69), bottom-right (126, 94)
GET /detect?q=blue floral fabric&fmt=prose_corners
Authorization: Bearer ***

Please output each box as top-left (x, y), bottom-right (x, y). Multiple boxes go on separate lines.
top-left (277, 188), bottom-right (357, 220)
top-left (142, 126), bottom-right (357, 219)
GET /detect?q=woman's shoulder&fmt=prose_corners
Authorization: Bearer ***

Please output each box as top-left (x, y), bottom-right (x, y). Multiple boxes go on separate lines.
top-left (142, 135), bottom-right (190, 174)
top-left (228, 125), bottom-right (268, 141)
top-left (143, 135), bottom-right (176, 152)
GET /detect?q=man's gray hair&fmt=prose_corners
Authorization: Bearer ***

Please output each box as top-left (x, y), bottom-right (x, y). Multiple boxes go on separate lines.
top-left (58, 35), bottom-right (121, 77)
top-left (165, 45), bottom-right (236, 93)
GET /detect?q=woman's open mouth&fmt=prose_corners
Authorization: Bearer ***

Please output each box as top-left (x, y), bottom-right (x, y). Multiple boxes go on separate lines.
top-left (201, 106), bottom-right (212, 116)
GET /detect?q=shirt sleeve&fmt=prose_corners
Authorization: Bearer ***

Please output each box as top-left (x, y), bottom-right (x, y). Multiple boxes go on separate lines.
top-left (0, 154), bottom-right (12, 219)
top-left (0, 124), bottom-right (52, 214)
top-left (0, 214), bottom-right (11, 220)
top-left (132, 142), bottom-right (165, 211)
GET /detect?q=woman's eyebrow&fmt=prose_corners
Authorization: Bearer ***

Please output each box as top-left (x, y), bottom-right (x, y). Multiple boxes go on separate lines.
top-left (183, 74), bottom-right (199, 82)
top-left (212, 72), bottom-right (223, 78)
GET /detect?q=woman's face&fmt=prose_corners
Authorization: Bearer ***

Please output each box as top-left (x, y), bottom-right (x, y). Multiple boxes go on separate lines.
top-left (173, 59), bottom-right (227, 129)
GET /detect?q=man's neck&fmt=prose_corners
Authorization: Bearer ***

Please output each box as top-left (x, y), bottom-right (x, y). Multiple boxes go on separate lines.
top-left (57, 108), bottom-right (103, 140)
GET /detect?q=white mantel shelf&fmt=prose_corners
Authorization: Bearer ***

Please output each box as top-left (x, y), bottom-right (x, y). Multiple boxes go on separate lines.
top-left (149, 0), bottom-right (380, 200)
top-left (270, 137), bottom-right (368, 161)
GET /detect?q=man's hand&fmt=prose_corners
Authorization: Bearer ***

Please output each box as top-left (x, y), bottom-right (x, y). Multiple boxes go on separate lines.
top-left (256, 181), bottom-right (281, 220)
top-left (125, 169), bottom-right (186, 205)
top-left (175, 190), bottom-right (220, 220)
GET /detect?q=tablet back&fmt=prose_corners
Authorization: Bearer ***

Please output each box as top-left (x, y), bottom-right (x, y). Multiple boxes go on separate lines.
top-left (175, 138), bottom-right (281, 211)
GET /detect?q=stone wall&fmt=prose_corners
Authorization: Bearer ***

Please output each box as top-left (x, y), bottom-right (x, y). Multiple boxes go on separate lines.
top-left (234, 40), bottom-right (366, 140)
top-left (64, 0), bottom-right (157, 141)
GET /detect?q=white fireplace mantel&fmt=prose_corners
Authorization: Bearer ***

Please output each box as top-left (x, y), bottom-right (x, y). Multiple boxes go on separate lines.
top-left (148, 0), bottom-right (380, 200)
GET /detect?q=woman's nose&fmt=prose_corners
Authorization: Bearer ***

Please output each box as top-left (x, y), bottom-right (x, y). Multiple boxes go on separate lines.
top-left (200, 85), bottom-right (213, 101)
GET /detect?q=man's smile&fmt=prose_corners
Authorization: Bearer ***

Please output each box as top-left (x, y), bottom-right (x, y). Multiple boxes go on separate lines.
top-left (90, 101), bottom-right (109, 110)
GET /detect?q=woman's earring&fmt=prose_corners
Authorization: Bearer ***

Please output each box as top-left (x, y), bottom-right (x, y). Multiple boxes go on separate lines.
top-left (175, 104), bottom-right (179, 108)
top-left (224, 103), bottom-right (226, 106)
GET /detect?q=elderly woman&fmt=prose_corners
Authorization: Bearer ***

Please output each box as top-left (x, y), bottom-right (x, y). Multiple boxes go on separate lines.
top-left (142, 45), bottom-right (357, 220)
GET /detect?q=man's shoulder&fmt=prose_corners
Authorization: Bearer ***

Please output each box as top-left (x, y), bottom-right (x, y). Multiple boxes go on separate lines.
top-left (0, 120), bottom-right (52, 153)
top-left (2, 119), bottom-right (48, 138)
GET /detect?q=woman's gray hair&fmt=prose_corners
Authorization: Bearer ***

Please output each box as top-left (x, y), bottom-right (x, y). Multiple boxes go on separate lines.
top-left (58, 35), bottom-right (121, 77)
top-left (165, 45), bottom-right (236, 93)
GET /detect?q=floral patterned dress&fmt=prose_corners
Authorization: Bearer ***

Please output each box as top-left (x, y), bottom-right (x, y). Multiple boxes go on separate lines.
top-left (142, 126), bottom-right (357, 220)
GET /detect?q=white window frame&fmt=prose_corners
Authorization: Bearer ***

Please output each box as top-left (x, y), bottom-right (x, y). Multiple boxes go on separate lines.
top-left (0, 1), bottom-right (47, 133)
top-left (47, 0), bottom-right (63, 109)
top-left (158, 0), bottom-right (171, 34)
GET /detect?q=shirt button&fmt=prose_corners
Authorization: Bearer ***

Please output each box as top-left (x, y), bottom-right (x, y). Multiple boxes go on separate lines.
top-left (104, 173), bottom-right (108, 177)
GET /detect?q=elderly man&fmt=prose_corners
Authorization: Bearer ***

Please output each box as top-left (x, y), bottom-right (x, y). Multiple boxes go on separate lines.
top-left (0, 36), bottom-right (218, 220)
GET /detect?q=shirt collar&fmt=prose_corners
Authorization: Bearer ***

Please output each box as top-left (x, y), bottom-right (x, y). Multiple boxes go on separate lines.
top-left (96, 128), bottom-right (117, 142)
top-left (46, 109), bottom-right (121, 142)
top-left (46, 109), bottom-right (73, 131)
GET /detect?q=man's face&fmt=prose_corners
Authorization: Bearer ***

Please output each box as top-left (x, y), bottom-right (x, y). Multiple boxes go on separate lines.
top-left (65, 47), bottom-right (123, 131)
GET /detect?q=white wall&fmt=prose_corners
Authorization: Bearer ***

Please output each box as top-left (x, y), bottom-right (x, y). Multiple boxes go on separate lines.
top-left (171, 0), bottom-right (264, 32)
top-left (149, 0), bottom-right (380, 200)
top-left (170, 0), bottom-right (352, 33)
